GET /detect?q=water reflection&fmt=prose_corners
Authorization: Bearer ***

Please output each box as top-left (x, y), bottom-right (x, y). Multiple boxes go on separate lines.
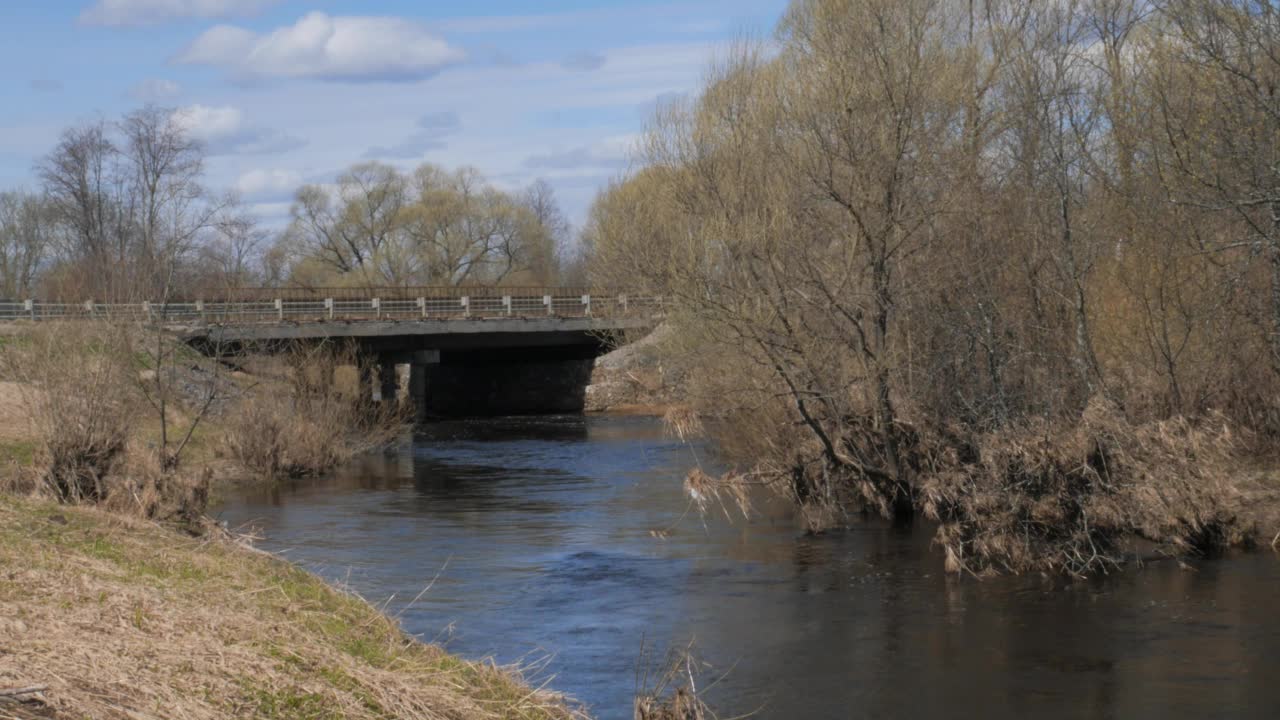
top-left (218, 416), bottom-right (1280, 720)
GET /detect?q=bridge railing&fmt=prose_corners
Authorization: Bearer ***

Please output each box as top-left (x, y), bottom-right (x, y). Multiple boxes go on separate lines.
top-left (0, 294), bottom-right (663, 324)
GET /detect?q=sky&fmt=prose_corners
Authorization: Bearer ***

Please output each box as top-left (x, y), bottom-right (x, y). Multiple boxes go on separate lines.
top-left (0, 0), bottom-right (788, 230)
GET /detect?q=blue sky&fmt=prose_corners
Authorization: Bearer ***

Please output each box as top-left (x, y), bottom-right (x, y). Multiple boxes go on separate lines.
top-left (0, 0), bottom-right (787, 228)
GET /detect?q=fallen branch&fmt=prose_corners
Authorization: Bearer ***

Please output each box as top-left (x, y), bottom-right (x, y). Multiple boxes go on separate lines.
top-left (0, 686), bottom-right (47, 698)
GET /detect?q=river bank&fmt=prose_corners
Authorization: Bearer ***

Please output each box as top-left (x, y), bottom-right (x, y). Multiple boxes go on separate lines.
top-left (0, 325), bottom-right (597, 719)
top-left (0, 492), bottom-right (584, 719)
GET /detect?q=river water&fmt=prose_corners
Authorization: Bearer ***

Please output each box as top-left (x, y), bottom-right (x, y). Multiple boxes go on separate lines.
top-left (217, 415), bottom-right (1280, 719)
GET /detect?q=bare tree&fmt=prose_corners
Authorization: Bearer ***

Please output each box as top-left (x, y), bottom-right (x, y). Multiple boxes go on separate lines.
top-left (0, 191), bottom-right (52, 298)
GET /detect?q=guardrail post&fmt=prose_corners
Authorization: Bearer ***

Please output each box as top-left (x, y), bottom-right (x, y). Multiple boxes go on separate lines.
top-left (461, 296), bottom-right (470, 318)
top-left (24, 299), bottom-right (34, 321)
top-left (582, 294), bottom-right (592, 317)
top-left (372, 298), bottom-right (381, 319)
top-left (274, 298), bottom-right (283, 322)
top-left (544, 295), bottom-right (552, 316)
top-left (416, 297), bottom-right (426, 318)
top-left (195, 300), bottom-right (205, 321)
top-left (325, 298), bottom-right (334, 320)
top-left (503, 295), bottom-right (512, 316)
top-left (142, 301), bottom-right (151, 322)
top-left (620, 294), bottom-right (628, 313)
top-left (83, 300), bottom-right (94, 318)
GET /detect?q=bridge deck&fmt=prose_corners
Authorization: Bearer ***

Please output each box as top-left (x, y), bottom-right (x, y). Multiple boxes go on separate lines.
top-left (0, 293), bottom-right (660, 324)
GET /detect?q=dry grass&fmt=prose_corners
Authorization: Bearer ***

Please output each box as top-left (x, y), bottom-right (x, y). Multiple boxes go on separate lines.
top-left (0, 493), bottom-right (586, 720)
top-left (632, 643), bottom-right (715, 720)
top-left (222, 345), bottom-right (410, 480)
top-left (0, 323), bottom-right (135, 502)
top-left (921, 398), bottom-right (1252, 576)
top-left (0, 323), bottom-right (211, 524)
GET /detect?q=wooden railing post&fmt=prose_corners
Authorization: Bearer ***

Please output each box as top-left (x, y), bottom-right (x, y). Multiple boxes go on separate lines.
top-left (582, 294), bottom-right (591, 317)
top-left (24, 299), bottom-right (34, 321)
top-left (325, 298), bottom-right (334, 320)
top-left (417, 297), bottom-right (426, 318)
top-left (461, 296), bottom-right (470, 318)
top-left (274, 298), bottom-right (283, 322)
top-left (544, 295), bottom-right (553, 316)
top-left (503, 295), bottom-right (512, 316)
top-left (195, 300), bottom-right (205, 321)
top-left (372, 298), bottom-right (381, 319)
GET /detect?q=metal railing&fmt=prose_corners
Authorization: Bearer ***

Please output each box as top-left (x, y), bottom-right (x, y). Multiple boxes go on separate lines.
top-left (0, 293), bottom-right (662, 325)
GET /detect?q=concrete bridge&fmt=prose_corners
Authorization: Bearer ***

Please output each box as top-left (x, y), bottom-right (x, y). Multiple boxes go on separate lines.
top-left (0, 288), bottom-right (662, 418)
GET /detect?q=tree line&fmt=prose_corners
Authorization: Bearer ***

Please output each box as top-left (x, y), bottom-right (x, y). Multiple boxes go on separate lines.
top-left (583, 0), bottom-right (1278, 573)
top-left (0, 106), bottom-right (578, 301)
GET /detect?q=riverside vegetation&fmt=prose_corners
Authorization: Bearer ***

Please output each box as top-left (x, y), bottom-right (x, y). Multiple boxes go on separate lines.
top-left (0, 321), bottom-right (591, 719)
top-left (584, 0), bottom-right (1280, 576)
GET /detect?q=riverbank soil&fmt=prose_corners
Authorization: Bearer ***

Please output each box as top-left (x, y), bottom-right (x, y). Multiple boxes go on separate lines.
top-left (585, 325), bottom-right (682, 415)
top-left (0, 494), bottom-right (583, 719)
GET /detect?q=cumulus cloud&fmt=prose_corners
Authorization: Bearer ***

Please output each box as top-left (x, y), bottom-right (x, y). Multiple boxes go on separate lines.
top-left (562, 52), bottom-right (606, 72)
top-left (234, 168), bottom-right (302, 200)
top-left (364, 110), bottom-right (461, 159)
top-left (177, 12), bottom-right (466, 82)
top-left (171, 104), bottom-right (306, 155)
top-left (80, 0), bottom-right (276, 26)
top-left (130, 78), bottom-right (182, 102)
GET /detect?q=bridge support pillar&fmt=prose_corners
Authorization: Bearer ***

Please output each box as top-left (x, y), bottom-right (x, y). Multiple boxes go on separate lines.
top-left (378, 361), bottom-right (398, 403)
top-left (408, 350), bottom-right (439, 422)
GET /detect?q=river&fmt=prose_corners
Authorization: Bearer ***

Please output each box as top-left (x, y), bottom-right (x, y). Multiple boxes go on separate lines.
top-left (217, 415), bottom-right (1280, 719)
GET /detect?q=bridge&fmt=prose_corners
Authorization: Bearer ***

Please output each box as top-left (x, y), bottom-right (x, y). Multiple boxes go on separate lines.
top-left (0, 288), bottom-right (663, 418)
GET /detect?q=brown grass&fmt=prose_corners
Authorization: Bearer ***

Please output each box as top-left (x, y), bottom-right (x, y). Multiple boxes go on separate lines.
top-left (0, 323), bottom-right (135, 502)
top-left (632, 643), bottom-right (715, 720)
top-left (0, 493), bottom-right (586, 720)
top-left (0, 323), bottom-right (211, 524)
top-left (223, 344), bottom-right (410, 480)
top-left (921, 398), bottom-right (1252, 576)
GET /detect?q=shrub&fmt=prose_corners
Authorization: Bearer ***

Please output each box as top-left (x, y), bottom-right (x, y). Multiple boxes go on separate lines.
top-left (0, 323), bottom-right (136, 502)
top-left (921, 398), bottom-right (1250, 576)
top-left (224, 344), bottom-right (409, 479)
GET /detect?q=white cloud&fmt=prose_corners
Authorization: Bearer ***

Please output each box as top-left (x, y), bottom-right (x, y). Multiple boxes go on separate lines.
top-left (172, 104), bottom-right (243, 140)
top-left (171, 104), bottom-right (305, 155)
top-left (177, 12), bottom-right (466, 82)
top-left (235, 168), bottom-right (301, 200)
top-left (80, 0), bottom-right (276, 27)
top-left (130, 78), bottom-right (182, 101)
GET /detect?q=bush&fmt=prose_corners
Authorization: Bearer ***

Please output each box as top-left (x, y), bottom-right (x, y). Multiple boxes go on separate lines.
top-left (921, 398), bottom-right (1250, 576)
top-left (0, 323), bottom-right (136, 502)
top-left (0, 322), bottom-right (213, 525)
top-left (224, 344), bottom-right (408, 479)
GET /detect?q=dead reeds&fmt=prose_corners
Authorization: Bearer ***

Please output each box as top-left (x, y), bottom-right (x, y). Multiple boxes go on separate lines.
top-left (223, 342), bottom-right (409, 479)
top-left (921, 397), bottom-right (1250, 576)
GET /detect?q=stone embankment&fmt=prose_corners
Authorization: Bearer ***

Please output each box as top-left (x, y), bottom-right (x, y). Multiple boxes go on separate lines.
top-left (584, 325), bottom-right (682, 415)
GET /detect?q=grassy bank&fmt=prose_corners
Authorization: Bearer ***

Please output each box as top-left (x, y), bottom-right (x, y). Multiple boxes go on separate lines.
top-left (0, 493), bottom-right (583, 719)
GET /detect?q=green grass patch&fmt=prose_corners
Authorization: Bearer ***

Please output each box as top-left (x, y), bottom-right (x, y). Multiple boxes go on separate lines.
top-left (242, 682), bottom-right (345, 720)
top-left (0, 440), bottom-right (37, 467)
